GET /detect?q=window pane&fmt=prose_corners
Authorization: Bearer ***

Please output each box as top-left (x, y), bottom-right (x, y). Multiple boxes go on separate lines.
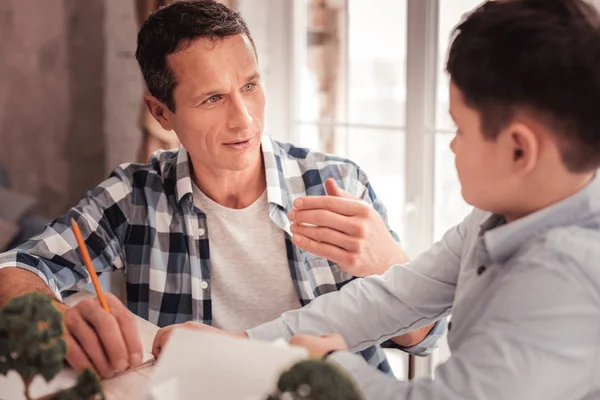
top-left (433, 133), bottom-right (473, 241)
top-left (296, 123), bottom-right (347, 156)
top-left (347, 0), bottom-right (407, 126)
top-left (297, 0), bottom-right (407, 154)
top-left (298, 0), bottom-right (347, 126)
top-left (346, 128), bottom-right (406, 241)
top-left (433, 1), bottom-right (481, 241)
top-left (435, 0), bottom-right (484, 130)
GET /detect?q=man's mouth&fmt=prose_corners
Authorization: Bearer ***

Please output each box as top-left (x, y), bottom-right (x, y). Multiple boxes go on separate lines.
top-left (223, 135), bottom-right (255, 150)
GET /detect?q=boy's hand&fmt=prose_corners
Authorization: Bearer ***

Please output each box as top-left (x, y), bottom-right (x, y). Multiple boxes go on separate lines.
top-left (289, 178), bottom-right (408, 277)
top-left (289, 333), bottom-right (349, 357)
top-left (152, 321), bottom-right (247, 358)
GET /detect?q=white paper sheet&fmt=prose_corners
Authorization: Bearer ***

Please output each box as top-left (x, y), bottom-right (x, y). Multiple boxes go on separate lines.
top-left (144, 328), bottom-right (308, 400)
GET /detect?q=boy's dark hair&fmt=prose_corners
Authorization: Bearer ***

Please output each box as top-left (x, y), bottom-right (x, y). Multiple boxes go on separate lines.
top-left (135, 0), bottom-right (255, 112)
top-left (447, 0), bottom-right (600, 172)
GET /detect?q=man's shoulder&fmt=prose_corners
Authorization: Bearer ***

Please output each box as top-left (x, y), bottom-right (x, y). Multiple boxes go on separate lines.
top-left (112, 149), bottom-right (179, 186)
top-left (101, 149), bottom-right (180, 202)
top-left (271, 139), bottom-right (364, 178)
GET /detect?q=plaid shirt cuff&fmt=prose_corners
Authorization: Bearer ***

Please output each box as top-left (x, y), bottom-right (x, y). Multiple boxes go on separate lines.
top-left (0, 261), bottom-right (63, 301)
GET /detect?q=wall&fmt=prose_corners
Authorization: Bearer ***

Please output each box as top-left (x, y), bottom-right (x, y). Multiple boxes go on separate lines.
top-left (104, 1), bottom-right (143, 174)
top-left (0, 0), bottom-right (141, 219)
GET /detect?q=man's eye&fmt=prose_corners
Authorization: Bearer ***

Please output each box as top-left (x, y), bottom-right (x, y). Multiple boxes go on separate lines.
top-left (243, 83), bottom-right (256, 91)
top-left (205, 95), bottom-right (221, 104)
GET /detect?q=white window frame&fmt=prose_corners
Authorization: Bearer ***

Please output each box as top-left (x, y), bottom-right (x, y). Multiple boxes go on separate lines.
top-left (405, 0), bottom-right (441, 378)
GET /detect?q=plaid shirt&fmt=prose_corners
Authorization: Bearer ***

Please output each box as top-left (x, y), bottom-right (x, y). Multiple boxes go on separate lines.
top-left (0, 135), bottom-right (440, 373)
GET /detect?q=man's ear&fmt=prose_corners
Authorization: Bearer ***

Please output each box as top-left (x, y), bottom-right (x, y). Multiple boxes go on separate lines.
top-left (144, 95), bottom-right (175, 131)
top-left (505, 122), bottom-right (539, 174)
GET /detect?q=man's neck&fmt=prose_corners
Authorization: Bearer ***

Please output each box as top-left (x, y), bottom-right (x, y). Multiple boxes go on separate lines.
top-left (190, 157), bottom-right (267, 210)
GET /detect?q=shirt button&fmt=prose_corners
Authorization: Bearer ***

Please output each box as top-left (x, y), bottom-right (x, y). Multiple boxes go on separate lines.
top-left (200, 281), bottom-right (209, 290)
top-left (198, 228), bottom-right (206, 236)
top-left (477, 265), bottom-right (486, 275)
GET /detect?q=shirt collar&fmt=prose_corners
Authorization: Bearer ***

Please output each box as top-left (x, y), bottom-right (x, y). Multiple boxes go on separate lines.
top-left (174, 145), bottom-right (194, 205)
top-left (174, 135), bottom-right (291, 211)
top-left (482, 174), bottom-right (600, 264)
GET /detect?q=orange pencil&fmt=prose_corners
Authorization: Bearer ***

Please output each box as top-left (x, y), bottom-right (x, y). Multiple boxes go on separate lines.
top-left (70, 218), bottom-right (111, 312)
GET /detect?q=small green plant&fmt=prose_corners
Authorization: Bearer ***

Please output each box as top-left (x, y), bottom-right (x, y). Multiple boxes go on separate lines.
top-left (0, 293), bottom-right (104, 400)
top-left (267, 359), bottom-right (364, 400)
top-left (47, 369), bottom-right (104, 400)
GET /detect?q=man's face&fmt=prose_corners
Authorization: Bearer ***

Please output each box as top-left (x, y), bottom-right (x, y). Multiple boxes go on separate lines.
top-left (160, 34), bottom-right (265, 173)
top-left (448, 81), bottom-right (516, 214)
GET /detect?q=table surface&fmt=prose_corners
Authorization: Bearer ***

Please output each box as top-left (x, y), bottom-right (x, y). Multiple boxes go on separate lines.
top-left (1, 291), bottom-right (159, 400)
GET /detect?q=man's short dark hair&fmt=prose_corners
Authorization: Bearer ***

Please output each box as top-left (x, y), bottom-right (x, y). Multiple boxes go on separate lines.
top-left (135, 0), bottom-right (255, 112)
top-left (447, 0), bottom-right (600, 172)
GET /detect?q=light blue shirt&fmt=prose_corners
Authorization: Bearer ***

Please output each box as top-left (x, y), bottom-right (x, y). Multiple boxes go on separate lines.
top-left (249, 175), bottom-right (600, 399)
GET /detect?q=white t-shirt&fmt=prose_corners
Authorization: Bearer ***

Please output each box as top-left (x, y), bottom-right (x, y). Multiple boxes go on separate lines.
top-left (192, 185), bottom-right (301, 331)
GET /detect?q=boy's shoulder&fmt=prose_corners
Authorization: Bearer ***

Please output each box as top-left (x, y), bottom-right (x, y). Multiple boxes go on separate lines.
top-left (510, 223), bottom-right (600, 292)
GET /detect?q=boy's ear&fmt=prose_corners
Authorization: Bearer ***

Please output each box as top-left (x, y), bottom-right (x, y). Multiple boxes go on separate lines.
top-left (507, 122), bottom-right (539, 174)
top-left (144, 95), bottom-right (175, 132)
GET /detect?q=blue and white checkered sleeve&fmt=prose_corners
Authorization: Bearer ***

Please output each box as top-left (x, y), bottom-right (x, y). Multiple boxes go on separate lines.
top-left (0, 167), bottom-right (133, 300)
top-left (354, 168), bottom-right (400, 243)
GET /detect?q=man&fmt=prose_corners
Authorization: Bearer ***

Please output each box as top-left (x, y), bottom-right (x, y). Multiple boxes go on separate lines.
top-left (170, 0), bottom-right (600, 399)
top-left (0, 0), bottom-right (440, 379)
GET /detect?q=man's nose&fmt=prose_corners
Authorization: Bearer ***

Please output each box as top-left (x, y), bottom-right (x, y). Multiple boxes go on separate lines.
top-left (228, 94), bottom-right (253, 130)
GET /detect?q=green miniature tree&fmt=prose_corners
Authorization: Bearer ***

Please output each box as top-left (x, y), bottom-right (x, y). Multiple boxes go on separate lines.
top-left (267, 359), bottom-right (365, 400)
top-left (47, 369), bottom-right (104, 400)
top-left (0, 292), bottom-right (104, 400)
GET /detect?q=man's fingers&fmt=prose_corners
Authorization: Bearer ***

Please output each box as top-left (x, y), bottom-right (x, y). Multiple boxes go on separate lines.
top-left (289, 209), bottom-right (364, 236)
top-left (324, 178), bottom-right (354, 199)
top-left (64, 332), bottom-right (97, 375)
top-left (77, 298), bottom-right (129, 372)
top-left (64, 310), bottom-right (114, 378)
top-left (291, 223), bottom-right (359, 252)
top-left (292, 195), bottom-right (367, 217)
top-left (291, 233), bottom-right (356, 268)
top-left (105, 294), bottom-right (143, 367)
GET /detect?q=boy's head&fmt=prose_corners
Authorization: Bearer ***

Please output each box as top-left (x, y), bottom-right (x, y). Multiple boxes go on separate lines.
top-left (446, 0), bottom-right (600, 218)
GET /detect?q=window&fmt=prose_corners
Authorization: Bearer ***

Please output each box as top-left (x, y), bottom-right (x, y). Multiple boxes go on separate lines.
top-left (286, 0), bottom-right (492, 379)
top-left (294, 0), bottom-right (408, 243)
top-left (433, 0), bottom-right (483, 241)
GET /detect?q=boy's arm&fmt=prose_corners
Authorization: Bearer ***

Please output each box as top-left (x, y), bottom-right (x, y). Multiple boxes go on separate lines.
top-left (326, 246), bottom-right (596, 400)
top-left (386, 317), bottom-right (447, 355)
top-left (248, 211), bottom-right (474, 351)
top-left (352, 171), bottom-right (446, 353)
